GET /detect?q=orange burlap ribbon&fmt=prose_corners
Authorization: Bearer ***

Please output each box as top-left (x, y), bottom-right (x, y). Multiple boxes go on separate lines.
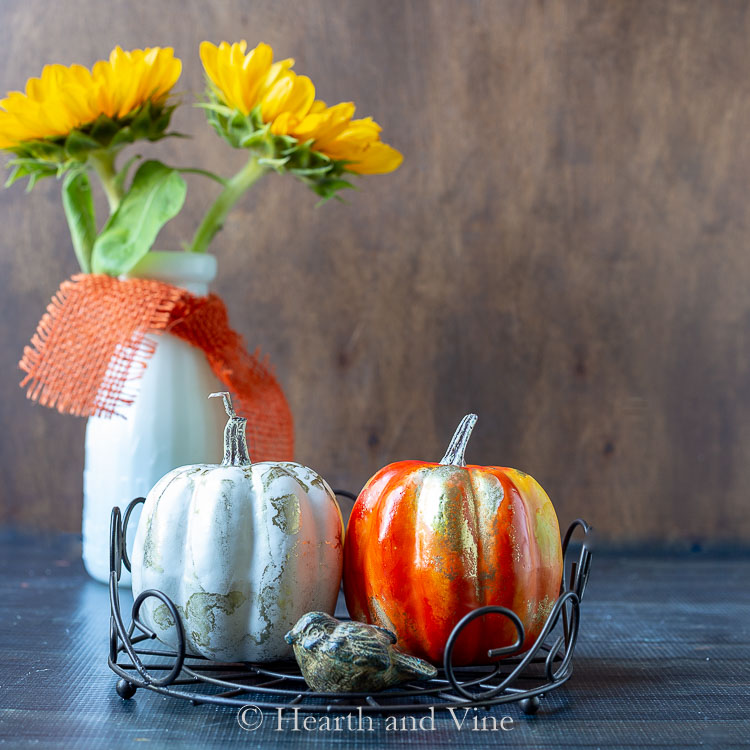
top-left (19, 274), bottom-right (293, 462)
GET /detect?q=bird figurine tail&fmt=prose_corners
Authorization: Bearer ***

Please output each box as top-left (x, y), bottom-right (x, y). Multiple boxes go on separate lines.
top-left (393, 651), bottom-right (438, 680)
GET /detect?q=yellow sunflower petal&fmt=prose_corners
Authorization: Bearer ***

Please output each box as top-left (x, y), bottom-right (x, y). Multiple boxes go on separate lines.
top-left (293, 101), bottom-right (355, 146)
top-left (239, 42), bottom-right (273, 111)
top-left (260, 72), bottom-right (314, 123)
top-left (199, 41), bottom-right (222, 89)
top-left (345, 141), bottom-right (404, 175)
top-left (270, 110), bottom-right (294, 136)
top-left (283, 74), bottom-right (315, 120)
top-left (0, 45), bottom-right (181, 148)
top-left (337, 117), bottom-right (382, 144)
top-left (259, 59), bottom-right (295, 97)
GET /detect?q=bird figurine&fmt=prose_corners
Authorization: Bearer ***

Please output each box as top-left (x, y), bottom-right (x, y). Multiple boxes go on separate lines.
top-left (285, 612), bottom-right (438, 692)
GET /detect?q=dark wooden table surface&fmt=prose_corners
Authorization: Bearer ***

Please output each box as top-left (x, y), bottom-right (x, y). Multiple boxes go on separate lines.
top-left (1, 531), bottom-right (748, 749)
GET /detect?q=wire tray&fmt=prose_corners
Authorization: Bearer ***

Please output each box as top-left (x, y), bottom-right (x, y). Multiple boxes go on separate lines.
top-left (109, 492), bottom-right (593, 716)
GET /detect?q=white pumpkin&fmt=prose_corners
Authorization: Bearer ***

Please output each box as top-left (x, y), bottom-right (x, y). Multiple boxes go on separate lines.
top-left (131, 392), bottom-right (344, 662)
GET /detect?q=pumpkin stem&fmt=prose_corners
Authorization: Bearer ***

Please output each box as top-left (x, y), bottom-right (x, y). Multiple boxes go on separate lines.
top-left (440, 414), bottom-right (478, 467)
top-left (209, 392), bottom-right (251, 467)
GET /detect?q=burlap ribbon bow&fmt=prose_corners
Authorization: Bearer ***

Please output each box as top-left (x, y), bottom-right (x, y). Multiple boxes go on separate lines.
top-left (19, 274), bottom-right (293, 462)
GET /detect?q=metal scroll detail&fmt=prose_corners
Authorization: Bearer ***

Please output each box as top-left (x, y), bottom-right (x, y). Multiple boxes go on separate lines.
top-left (108, 495), bottom-right (593, 714)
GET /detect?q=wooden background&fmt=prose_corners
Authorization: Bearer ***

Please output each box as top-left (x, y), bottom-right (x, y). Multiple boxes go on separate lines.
top-left (1, 0), bottom-right (749, 546)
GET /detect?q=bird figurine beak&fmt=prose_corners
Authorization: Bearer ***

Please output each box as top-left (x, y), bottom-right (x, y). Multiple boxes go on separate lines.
top-left (284, 630), bottom-right (294, 645)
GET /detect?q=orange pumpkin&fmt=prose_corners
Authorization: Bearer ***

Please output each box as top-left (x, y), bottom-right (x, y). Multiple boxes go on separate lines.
top-left (343, 414), bottom-right (563, 665)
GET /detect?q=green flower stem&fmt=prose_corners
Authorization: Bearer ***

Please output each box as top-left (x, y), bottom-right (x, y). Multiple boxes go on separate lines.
top-left (188, 156), bottom-right (268, 254)
top-left (90, 151), bottom-right (123, 214)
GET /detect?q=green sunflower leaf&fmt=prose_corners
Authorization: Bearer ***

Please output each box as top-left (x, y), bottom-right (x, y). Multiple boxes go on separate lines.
top-left (91, 160), bottom-right (186, 276)
top-left (62, 171), bottom-right (97, 273)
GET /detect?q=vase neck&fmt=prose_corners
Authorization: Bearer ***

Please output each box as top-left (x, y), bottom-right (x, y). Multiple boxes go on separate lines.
top-left (122, 251), bottom-right (217, 295)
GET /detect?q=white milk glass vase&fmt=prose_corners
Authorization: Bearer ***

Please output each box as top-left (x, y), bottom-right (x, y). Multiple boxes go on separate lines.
top-left (82, 251), bottom-right (226, 584)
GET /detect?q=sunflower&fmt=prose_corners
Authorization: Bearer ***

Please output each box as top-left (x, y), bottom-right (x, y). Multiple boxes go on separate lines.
top-left (199, 40), bottom-right (402, 195)
top-left (1, 46), bottom-right (181, 187)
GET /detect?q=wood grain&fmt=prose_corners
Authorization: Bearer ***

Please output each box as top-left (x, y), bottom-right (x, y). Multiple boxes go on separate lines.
top-left (1, 0), bottom-right (749, 545)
